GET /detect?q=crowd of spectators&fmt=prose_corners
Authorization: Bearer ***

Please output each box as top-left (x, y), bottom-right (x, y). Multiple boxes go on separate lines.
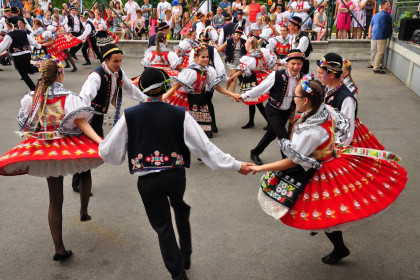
top-left (0, 0), bottom-right (388, 41)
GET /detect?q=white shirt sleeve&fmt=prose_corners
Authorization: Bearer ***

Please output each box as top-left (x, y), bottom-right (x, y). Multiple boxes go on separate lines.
top-left (78, 22), bottom-right (92, 41)
top-left (0, 35), bottom-right (12, 53)
top-left (340, 96), bottom-right (356, 145)
top-left (267, 38), bottom-right (277, 53)
top-left (64, 94), bottom-right (92, 114)
top-left (168, 51), bottom-right (181, 69)
top-left (295, 35), bottom-right (309, 56)
top-left (121, 69), bottom-right (148, 102)
top-left (99, 113), bottom-right (128, 165)
top-left (291, 126), bottom-right (329, 158)
top-left (241, 71), bottom-right (276, 100)
top-left (184, 113), bottom-right (242, 171)
top-left (27, 34), bottom-right (41, 49)
top-left (213, 50), bottom-right (227, 79)
top-left (218, 28), bottom-right (224, 46)
top-left (78, 72), bottom-right (102, 106)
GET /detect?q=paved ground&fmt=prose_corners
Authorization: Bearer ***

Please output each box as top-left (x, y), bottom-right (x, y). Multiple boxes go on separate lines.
top-left (0, 57), bottom-right (419, 280)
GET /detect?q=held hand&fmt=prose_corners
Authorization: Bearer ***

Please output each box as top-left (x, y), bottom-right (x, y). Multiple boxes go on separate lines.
top-left (232, 93), bottom-right (242, 102)
top-left (238, 162), bottom-right (254, 175)
top-left (276, 59), bottom-right (282, 65)
top-left (249, 165), bottom-right (263, 175)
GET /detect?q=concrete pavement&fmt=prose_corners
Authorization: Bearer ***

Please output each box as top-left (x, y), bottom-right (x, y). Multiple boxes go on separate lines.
top-left (0, 58), bottom-right (419, 280)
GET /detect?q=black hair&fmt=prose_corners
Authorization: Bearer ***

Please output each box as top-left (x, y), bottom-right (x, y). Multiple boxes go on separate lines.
top-left (298, 80), bottom-right (325, 123)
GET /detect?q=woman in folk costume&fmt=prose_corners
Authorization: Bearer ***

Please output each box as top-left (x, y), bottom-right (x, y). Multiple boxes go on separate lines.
top-left (0, 58), bottom-right (103, 261)
top-left (174, 28), bottom-right (198, 68)
top-left (267, 24), bottom-right (291, 70)
top-left (48, 14), bottom-right (80, 72)
top-left (33, 19), bottom-right (77, 72)
top-left (163, 45), bottom-right (239, 136)
top-left (341, 59), bottom-right (385, 150)
top-left (227, 36), bottom-right (277, 129)
top-left (132, 32), bottom-right (182, 86)
top-left (249, 76), bottom-right (407, 265)
top-left (92, 11), bottom-right (119, 46)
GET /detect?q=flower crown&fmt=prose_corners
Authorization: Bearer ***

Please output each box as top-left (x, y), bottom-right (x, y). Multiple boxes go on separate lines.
top-left (300, 74), bottom-right (315, 95)
top-left (38, 55), bottom-right (64, 73)
top-left (193, 44), bottom-right (208, 58)
top-left (343, 59), bottom-right (352, 70)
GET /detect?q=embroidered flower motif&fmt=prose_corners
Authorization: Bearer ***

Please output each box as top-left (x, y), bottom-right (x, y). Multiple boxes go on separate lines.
top-left (300, 211), bottom-right (309, 221)
top-left (340, 204), bottom-right (350, 214)
top-left (312, 210), bottom-right (322, 220)
top-left (289, 209), bottom-right (297, 219)
top-left (325, 208), bottom-right (336, 218)
top-left (333, 188), bottom-right (341, 196)
top-left (363, 198), bottom-right (370, 205)
top-left (312, 192), bottom-right (320, 201)
top-left (303, 193), bottom-right (310, 201)
top-left (354, 200), bottom-right (361, 209)
top-left (322, 190), bottom-right (330, 199)
top-left (370, 195), bottom-right (377, 202)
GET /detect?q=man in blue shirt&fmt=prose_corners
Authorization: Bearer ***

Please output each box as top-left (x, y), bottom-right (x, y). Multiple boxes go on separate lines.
top-left (368, 0), bottom-right (392, 74)
top-left (219, 0), bottom-right (232, 17)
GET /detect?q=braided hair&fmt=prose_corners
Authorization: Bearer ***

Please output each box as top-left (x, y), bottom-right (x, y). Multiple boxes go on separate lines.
top-left (38, 59), bottom-right (60, 98)
top-left (298, 79), bottom-right (325, 123)
top-left (155, 32), bottom-right (167, 54)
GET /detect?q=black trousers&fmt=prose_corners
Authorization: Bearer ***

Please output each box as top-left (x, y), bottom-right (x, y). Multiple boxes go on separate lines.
top-left (70, 31), bottom-right (82, 56)
top-left (138, 168), bottom-right (190, 280)
top-left (82, 36), bottom-right (102, 63)
top-left (302, 59), bottom-right (310, 74)
top-left (252, 105), bottom-right (291, 156)
top-left (13, 53), bottom-right (35, 91)
top-left (72, 114), bottom-right (104, 188)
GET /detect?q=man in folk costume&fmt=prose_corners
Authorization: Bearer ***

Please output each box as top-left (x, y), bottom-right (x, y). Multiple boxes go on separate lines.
top-left (217, 14), bottom-right (236, 46)
top-left (148, 21), bottom-right (170, 47)
top-left (290, 0), bottom-right (311, 31)
top-left (71, 44), bottom-right (147, 195)
top-left (188, 31), bottom-right (227, 136)
top-left (259, 14), bottom-right (281, 46)
top-left (99, 67), bottom-right (251, 280)
top-left (317, 53), bottom-right (357, 145)
top-left (233, 9), bottom-right (249, 37)
top-left (78, 11), bottom-right (102, 66)
top-left (0, 7), bottom-right (12, 33)
top-left (267, 24), bottom-right (291, 70)
top-left (282, 16), bottom-right (312, 74)
top-left (68, 5), bottom-right (83, 59)
top-left (0, 18), bottom-right (41, 90)
top-left (236, 50), bottom-right (305, 165)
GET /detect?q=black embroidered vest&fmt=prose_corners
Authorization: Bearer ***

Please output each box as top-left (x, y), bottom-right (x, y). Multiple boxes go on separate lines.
top-left (90, 66), bottom-right (123, 114)
top-left (86, 21), bottom-right (97, 37)
top-left (203, 43), bottom-right (215, 68)
top-left (222, 22), bottom-right (236, 43)
top-left (295, 31), bottom-right (313, 57)
top-left (125, 102), bottom-right (191, 173)
top-left (8, 30), bottom-right (30, 54)
top-left (325, 84), bottom-right (358, 118)
top-left (268, 70), bottom-right (303, 110)
top-left (225, 38), bottom-right (246, 63)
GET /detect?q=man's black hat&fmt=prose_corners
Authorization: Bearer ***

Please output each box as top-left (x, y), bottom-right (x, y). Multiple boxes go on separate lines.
top-left (138, 68), bottom-right (171, 96)
top-left (101, 44), bottom-right (123, 60)
top-left (10, 7), bottom-right (19, 14)
top-left (289, 16), bottom-right (302, 27)
top-left (316, 52), bottom-right (343, 74)
top-left (158, 22), bottom-right (170, 30)
top-left (237, 9), bottom-right (244, 15)
top-left (285, 49), bottom-right (306, 62)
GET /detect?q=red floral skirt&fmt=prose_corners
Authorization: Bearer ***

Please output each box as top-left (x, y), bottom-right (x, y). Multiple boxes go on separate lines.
top-left (279, 154), bottom-right (407, 230)
top-left (46, 44), bottom-right (67, 61)
top-left (0, 134), bottom-right (103, 177)
top-left (55, 33), bottom-right (82, 51)
top-left (351, 117), bottom-right (385, 150)
top-left (240, 71), bottom-right (271, 105)
top-left (166, 91), bottom-right (189, 108)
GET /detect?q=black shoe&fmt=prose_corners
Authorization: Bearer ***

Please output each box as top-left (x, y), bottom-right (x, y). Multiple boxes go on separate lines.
top-left (241, 122), bottom-right (255, 129)
top-left (71, 54), bottom-right (78, 60)
top-left (53, 250), bottom-right (73, 261)
top-left (64, 65), bottom-right (71, 68)
top-left (0, 69), bottom-right (3, 71)
top-left (250, 151), bottom-right (263, 165)
top-left (206, 130), bottom-right (213, 138)
top-left (82, 61), bottom-right (91, 65)
top-left (373, 70), bottom-right (386, 74)
top-left (80, 214), bottom-right (92, 221)
top-left (322, 247), bottom-right (350, 265)
top-left (211, 124), bottom-right (218, 133)
top-left (71, 68), bottom-right (78, 72)
top-left (310, 232), bottom-right (318, 236)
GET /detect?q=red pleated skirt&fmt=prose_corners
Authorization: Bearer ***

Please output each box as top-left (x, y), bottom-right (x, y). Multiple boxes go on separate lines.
top-left (351, 117), bottom-right (385, 150)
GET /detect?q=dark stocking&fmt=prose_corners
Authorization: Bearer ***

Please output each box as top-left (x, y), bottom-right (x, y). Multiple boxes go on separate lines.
top-left (79, 170), bottom-right (92, 219)
top-left (248, 105), bottom-right (256, 125)
top-left (47, 176), bottom-right (66, 255)
top-left (256, 102), bottom-right (267, 122)
top-left (323, 231), bottom-right (350, 264)
top-left (63, 50), bottom-right (77, 70)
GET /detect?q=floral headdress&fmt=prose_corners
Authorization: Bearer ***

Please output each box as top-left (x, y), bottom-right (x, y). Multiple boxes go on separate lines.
top-left (299, 74), bottom-right (315, 95)
top-left (38, 54), bottom-right (64, 74)
top-left (193, 44), bottom-right (208, 58)
top-left (343, 59), bottom-right (352, 71)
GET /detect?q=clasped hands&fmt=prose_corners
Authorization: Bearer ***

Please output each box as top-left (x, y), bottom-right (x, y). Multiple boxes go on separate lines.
top-left (238, 162), bottom-right (266, 175)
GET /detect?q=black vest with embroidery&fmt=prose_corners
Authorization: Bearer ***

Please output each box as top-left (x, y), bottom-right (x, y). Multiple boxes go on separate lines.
top-left (91, 66), bottom-right (123, 114)
top-left (203, 43), bottom-right (215, 68)
top-left (86, 21), bottom-right (97, 37)
top-left (8, 30), bottom-right (30, 54)
top-left (225, 38), bottom-right (246, 63)
top-left (295, 31), bottom-right (313, 57)
top-left (67, 14), bottom-right (81, 31)
top-left (268, 70), bottom-right (303, 110)
top-left (325, 84), bottom-right (358, 118)
top-left (125, 102), bottom-right (191, 173)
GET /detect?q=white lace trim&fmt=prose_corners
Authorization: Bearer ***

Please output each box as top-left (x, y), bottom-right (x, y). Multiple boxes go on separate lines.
top-left (257, 188), bottom-right (289, 219)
